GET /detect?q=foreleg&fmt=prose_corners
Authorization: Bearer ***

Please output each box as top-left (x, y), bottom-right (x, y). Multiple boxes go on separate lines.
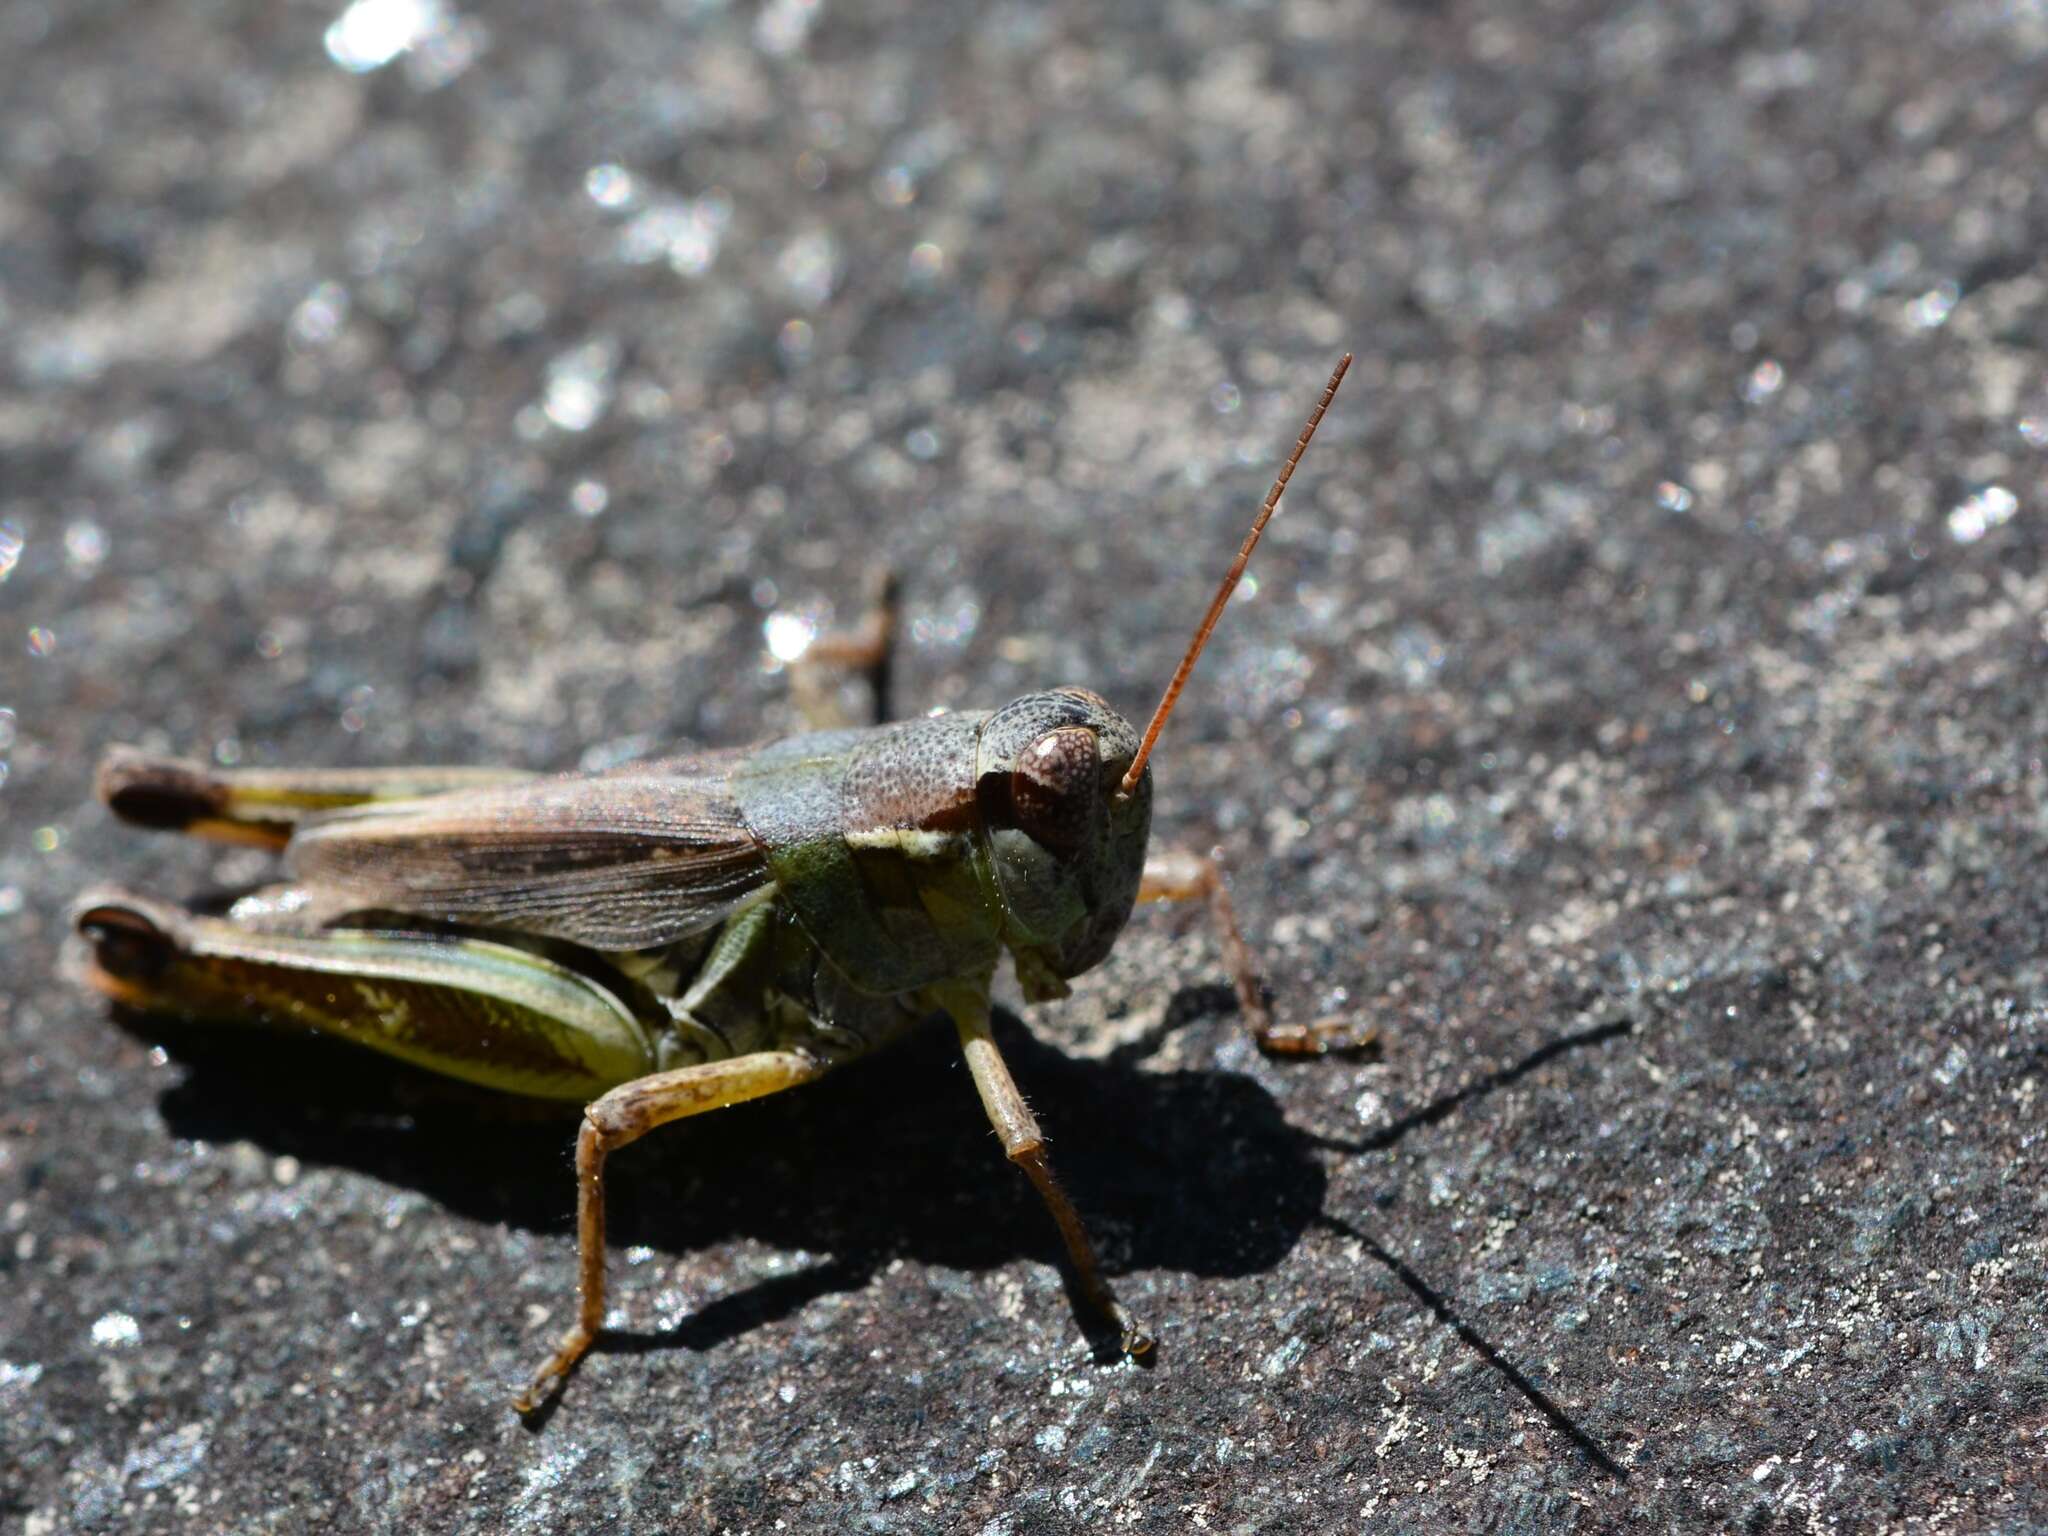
top-left (1139, 847), bottom-right (1379, 1056)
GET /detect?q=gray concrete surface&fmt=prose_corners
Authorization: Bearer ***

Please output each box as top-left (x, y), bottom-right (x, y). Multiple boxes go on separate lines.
top-left (3, 0), bottom-right (2045, 1529)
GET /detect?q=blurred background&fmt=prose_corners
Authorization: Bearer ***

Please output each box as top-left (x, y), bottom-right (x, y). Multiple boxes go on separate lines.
top-left (2, 0), bottom-right (2045, 1530)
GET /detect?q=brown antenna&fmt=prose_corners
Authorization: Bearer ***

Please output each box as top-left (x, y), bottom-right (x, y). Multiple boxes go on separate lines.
top-left (1118, 353), bottom-right (1352, 797)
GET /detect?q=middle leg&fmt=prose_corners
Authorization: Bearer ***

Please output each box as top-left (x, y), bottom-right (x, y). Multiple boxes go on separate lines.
top-left (515, 1050), bottom-right (828, 1414)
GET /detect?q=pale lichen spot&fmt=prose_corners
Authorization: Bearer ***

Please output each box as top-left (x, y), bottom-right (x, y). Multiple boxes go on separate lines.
top-left (352, 980), bottom-right (413, 1035)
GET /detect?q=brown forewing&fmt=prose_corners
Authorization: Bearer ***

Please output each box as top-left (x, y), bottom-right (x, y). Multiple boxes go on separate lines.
top-left (285, 752), bottom-right (772, 950)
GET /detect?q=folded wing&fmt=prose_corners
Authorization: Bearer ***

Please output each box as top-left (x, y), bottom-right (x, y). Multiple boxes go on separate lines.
top-left (287, 753), bottom-right (772, 950)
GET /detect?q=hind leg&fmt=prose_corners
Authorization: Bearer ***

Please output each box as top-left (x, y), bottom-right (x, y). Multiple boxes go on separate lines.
top-left (94, 749), bottom-right (535, 848)
top-left (73, 889), bottom-right (661, 1101)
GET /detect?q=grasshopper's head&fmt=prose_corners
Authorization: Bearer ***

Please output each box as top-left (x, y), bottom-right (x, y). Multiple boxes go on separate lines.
top-left (975, 687), bottom-right (1151, 998)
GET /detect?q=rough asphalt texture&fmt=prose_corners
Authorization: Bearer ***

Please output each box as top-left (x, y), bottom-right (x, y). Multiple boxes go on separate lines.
top-left (4, 0), bottom-right (2046, 1530)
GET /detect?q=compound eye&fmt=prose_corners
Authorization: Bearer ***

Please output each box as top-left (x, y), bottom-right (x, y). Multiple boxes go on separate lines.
top-left (1011, 727), bottom-right (1098, 859)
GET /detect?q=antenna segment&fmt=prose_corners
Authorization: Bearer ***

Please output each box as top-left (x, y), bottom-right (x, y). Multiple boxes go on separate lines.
top-left (1117, 353), bottom-right (1352, 797)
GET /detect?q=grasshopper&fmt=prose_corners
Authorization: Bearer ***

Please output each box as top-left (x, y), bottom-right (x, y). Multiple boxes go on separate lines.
top-left (73, 356), bottom-right (1368, 1414)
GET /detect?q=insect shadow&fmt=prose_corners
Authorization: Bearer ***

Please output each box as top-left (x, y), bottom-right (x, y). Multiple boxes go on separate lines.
top-left (124, 995), bottom-right (1636, 1474)
top-left (130, 995), bottom-right (1326, 1355)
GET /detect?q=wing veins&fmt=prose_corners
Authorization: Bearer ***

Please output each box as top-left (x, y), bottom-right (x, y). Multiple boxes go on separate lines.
top-left (286, 757), bottom-right (772, 950)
